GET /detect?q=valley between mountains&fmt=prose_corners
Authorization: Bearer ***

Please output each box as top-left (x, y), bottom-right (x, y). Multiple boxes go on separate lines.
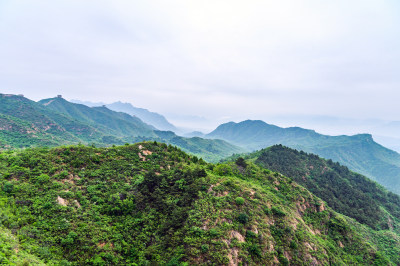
top-left (1, 93), bottom-right (400, 265)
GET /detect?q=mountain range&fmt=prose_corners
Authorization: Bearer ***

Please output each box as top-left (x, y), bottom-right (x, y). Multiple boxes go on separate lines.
top-left (71, 99), bottom-right (177, 132)
top-left (0, 94), bottom-right (243, 162)
top-left (2, 93), bottom-right (400, 264)
top-left (2, 94), bottom-right (400, 195)
top-left (207, 120), bottom-right (400, 194)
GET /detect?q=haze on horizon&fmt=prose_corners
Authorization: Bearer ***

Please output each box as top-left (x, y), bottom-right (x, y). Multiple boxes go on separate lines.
top-left (1, 0), bottom-right (400, 134)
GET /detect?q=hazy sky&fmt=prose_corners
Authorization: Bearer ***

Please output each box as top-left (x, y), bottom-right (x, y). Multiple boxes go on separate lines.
top-left (1, 0), bottom-right (400, 130)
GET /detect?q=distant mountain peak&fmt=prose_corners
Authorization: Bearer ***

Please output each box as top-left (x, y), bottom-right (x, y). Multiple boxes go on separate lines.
top-left (71, 100), bottom-right (177, 132)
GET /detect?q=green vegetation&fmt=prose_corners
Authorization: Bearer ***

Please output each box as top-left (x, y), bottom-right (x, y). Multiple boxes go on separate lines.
top-left (39, 97), bottom-right (156, 138)
top-left (235, 197), bottom-right (245, 205)
top-left (0, 94), bottom-right (243, 162)
top-left (207, 119), bottom-right (400, 194)
top-left (0, 142), bottom-right (399, 264)
top-left (0, 226), bottom-right (45, 265)
top-left (250, 145), bottom-right (400, 231)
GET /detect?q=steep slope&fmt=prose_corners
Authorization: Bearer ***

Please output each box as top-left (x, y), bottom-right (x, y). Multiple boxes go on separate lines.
top-left (0, 143), bottom-right (399, 264)
top-left (207, 120), bottom-right (400, 194)
top-left (39, 97), bottom-right (156, 138)
top-left (0, 226), bottom-right (46, 265)
top-left (0, 94), bottom-right (102, 148)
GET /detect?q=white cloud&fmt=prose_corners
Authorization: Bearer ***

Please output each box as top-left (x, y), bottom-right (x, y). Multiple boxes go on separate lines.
top-left (1, 0), bottom-right (400, 124)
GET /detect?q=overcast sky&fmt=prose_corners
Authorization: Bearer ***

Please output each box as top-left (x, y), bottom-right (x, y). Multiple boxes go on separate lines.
top-left (1, 0), bottom-right (400, 130)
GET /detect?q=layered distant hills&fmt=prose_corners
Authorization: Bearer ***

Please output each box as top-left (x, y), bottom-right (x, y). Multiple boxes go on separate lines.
top-left (40, 97), bottom-right (157, 138)
top-left (0, 94), bottom-right (243, 161)
top-left (207, 120), bottom-right (400, 194)
top-left (2, 94), bottom-right (400, 195)
top-left (71, 99), bottom-right (177, 132)
top-left (2, 94), bottom-right (400, 264)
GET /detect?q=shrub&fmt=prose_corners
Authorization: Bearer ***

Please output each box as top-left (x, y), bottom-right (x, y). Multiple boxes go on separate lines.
top-left (2, 182), bottom-right (13, 193)
top-left (201, 244), bottom-right (209, 253)
top-left (278, 254), bottom-right (289, 265)
top-left (235, 157), bottom-right (247, 168)
top-left (209, 228), bottom-right (219, 237)
top-left (246, 230), bottom-right (257, 239)
top-left (248, 244), bottom-right (262, 257)
top-left (290, 240), bottom-right (298, 249)
top-left (271, 206), bottom-right (286, 217)
top-left (238, 213), bottom-right (249, 224)
top-left (36, 174), bottom-right (50, 184)
top-left (61, 231), bottom-right (78, 246)
top-left (214, 164), bottom-right (232, 176)
top-left (235, 197), bottom-right (245, 205)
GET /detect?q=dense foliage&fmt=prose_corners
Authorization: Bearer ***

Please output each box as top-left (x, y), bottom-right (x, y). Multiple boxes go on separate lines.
top-left (207, 119), bottom-right (400, 194)
top-left (1, 142), bottom-right (399, 264)
top-left (253, 145), bottom-right (400, 230)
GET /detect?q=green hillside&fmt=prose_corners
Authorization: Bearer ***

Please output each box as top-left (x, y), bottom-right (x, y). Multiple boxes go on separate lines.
top-left (152, 130), bottom-right (246, 162)
top-left (0, 94), bottom-right (100, 148)
top-left (239, 145), bottom-right (400, 231)
top-left (207, 120), bottom-right (400, 194)
top-left (0, 94), bottom-right (243, 162)
top-left (71, 100), bottom-right (177, 132)
top-left (39, 97), bottom-right (156, 138)
top-left (0, 226), bottom-right (45, 265)
top-left (1, 143), bottom-right (399, 264)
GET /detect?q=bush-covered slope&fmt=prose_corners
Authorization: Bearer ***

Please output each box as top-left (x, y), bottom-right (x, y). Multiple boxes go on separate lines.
top-left (207, 120), bottom-right (400, 194)
top-left (0, 226), bottom-right (45, 265)
top-left (247, 145), bottom-right (400, 231)
top-left (0, 143), bottom-right (399, 265)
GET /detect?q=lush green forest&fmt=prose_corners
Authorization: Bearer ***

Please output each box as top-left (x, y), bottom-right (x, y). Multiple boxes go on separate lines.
top-left (207, 119), bottom-right (400, 194)
top-left (1, 142), bottom-right (399, 265)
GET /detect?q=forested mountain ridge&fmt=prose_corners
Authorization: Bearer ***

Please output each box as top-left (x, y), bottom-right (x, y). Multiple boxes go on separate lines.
top-left (0, 94), bottom-right (102, 149)
top-left (0, 94), bottom-right (243, 162)
top-left (1, 142), bottom-right (399, 264)
top-left (39, 97), bottom-right (156, 138)
top-left (238, 145), bottom-right (400, 231)
top-left (208, 119), bottom-right (400, 194)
